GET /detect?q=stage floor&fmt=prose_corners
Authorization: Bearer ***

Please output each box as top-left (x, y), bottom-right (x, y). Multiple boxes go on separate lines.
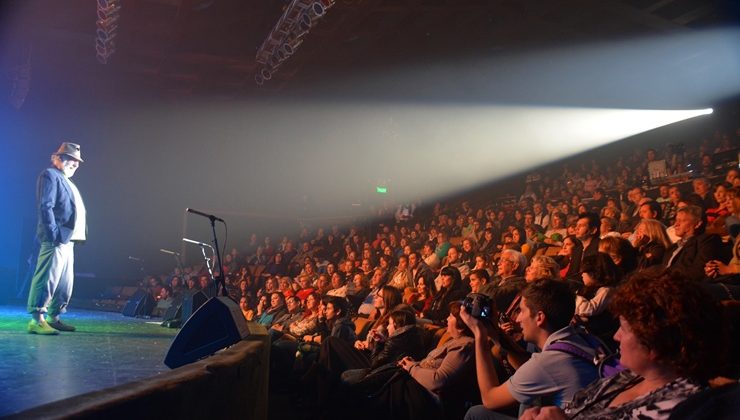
top-left (0, 305), bottom-right (178, 417)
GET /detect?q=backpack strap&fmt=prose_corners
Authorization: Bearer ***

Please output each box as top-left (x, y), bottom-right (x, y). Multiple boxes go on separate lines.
top-left (545, 341), bottom-right (595, 364)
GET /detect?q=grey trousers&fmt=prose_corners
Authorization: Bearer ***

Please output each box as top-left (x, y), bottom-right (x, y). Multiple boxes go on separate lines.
top-left (27, 241), bottom-right (75, 317)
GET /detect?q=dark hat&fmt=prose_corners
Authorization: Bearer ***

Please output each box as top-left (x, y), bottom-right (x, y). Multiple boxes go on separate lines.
top-left (54, 142), bottom-right (83, 162)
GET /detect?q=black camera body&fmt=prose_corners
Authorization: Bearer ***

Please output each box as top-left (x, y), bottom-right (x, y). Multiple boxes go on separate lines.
top-left (462, 293), bottom-right (494, 320)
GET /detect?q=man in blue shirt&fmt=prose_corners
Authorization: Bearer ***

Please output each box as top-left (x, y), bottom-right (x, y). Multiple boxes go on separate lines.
top-left (461, 279), bottom-right (599, 419)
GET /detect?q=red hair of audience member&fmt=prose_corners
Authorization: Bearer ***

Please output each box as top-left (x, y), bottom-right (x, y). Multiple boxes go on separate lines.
top-left (609, 269), bottom-right (725, 383)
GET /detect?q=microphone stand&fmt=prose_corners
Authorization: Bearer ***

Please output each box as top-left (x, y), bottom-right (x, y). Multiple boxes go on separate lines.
top-left (206, 216), bottom-right (229, 300)
top-left (198, 245), bottom-right (217, 298)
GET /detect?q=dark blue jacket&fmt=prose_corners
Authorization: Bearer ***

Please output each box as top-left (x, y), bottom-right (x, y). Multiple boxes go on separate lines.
top-left (36, 167), bottom-right (77, 244)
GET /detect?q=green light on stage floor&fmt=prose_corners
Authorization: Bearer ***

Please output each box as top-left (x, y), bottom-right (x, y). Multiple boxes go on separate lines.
top-left (376, 187), bottom-right (387, 194)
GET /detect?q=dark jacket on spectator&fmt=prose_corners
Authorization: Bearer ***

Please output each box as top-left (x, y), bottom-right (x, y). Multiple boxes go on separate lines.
top-left (425, 284), bottom-right (466, 323)
top-left (637, 241), bottom-right (667, 271)
top-left (482, 276), bottom-right (526, 315)
top-left (370, 325), bottom-right (425, 369)
top-left (664, 233), bottom-right (727, 281)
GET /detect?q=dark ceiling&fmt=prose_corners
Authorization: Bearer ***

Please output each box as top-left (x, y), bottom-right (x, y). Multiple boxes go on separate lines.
top-left (0, 0), bottom-right (738, 104)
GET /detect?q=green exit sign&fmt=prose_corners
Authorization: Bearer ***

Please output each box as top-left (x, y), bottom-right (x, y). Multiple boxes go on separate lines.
top-left (376, 186), bottom-right (388, 194)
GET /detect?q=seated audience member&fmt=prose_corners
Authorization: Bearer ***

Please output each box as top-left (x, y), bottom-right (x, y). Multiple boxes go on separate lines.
top-left (326, 272), bottom-right (348, 297)
top-left (434, 246), bottom-right (471, 291)
top-left (574, 253), bottom-right (621, 341)
top-left (543, 212), bottom-right (568, 246)
top-left (482, 249), bottom-right (527, 313)
top-left (315, 273), bottom-right (333, 296)
top-left (472, 253), bottom-right (495, 278)
top-left (706, 182), bottom-right (732, 233)
top-left (356, 301), bottom-right (477, 420)
top-left (357, 268), bottom-right (387, 316)
top-left (662, 185), bottom-right (682, 226)
top-left (347, 272), bottom-right (371, 310)
top-left (664, 205), bottom-right (727, 281)
top-left (263, 252), bottom-right (288, 278)
top-left (435, 231), bottom-right (452, 261)
top-left (151, 285), bottom-right (173, 317)
top-left (271, 294), bottom-right (304, 335)
top-left (422, 241), bottom-right (442, 271)
top-left (706, 187), bottom-right (740, 282)
top-left (257, 276), bottom-right (278, 298)
top-left (633, 218), bottom-right (672, 270)
top-left (355, 286), bottom-right (403, 352)
top-left (409, 251), bottom-right (435, 291)
top-left (287, 292), bottom-right (321, 337)
top-left (469, 269), bottom-right (491, 294)
top-left (511, 226), bottom-right (532, 259)
top-left (319, 309), bottom-right (425, 396)
top-left (423, 266), bottom-right (467, 323)
top-left (387, 254), bottom-right (414, 292)
top-left (257, 292), bottom-right (287, 327)
top-left (597, 236), bottom-right (638, 277)
top-left (479, 228), bottom-right (499, 256)
top-left (575, 212), bottom-right (601, 259)
top-left (499, 255), bottom-right (561, 343)
top-left (520, 270), bottom-right (725, 420)
top-left (239, 296), bottom-right (251, 320)
top-left (277, 276), bottom-right (294, 298)
top-left (693, 177), bottom-right (718, 210)
top-left (556, 235), bottom-right (583, 281)
top-left (599, 216), bottom-right (621, 239)
top-left (461, 279), bottom-right (599, 418)
top-left (295, 274), bottom-right (316, 301)
top-left (524, 255), bottom-right (561, 284)
top-left (724, 186), bottom-right (740, 231)
top-left (460, 238), bottom-right (477, 266)
top-left (638, 200), bottom-right (663, 223)
top-left (407, 275), bottom-right (436, 316)
top-left (270, 293), bottom-right (322, 376)
top-left (302, 296), bottom-right (356, 346)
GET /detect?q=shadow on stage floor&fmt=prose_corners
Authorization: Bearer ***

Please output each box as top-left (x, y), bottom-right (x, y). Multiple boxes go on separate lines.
top-left (0, 305), bottom-right (178, 417)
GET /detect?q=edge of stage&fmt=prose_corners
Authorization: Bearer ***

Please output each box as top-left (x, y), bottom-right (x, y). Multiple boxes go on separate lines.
top-left (0, 304), bottom-right (270, 419)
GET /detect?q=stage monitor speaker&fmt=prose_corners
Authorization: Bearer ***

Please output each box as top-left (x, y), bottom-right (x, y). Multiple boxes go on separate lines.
top-left (180, 290), bottom-right (208, 323)
top-left (164, 296), bottom-right (249, 369)
top-left (160, 294), bottom-right (184, 328)
top-left (121, 289), bottom-right (154, 317)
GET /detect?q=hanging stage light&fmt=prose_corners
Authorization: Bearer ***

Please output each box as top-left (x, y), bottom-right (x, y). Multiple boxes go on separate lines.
top-left (253, 0), bottom-right (335, 85)
top-left (95, 0), bottom-right (121, 64)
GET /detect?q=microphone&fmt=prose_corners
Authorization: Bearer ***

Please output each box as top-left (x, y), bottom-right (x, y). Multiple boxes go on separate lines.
top-left (186, 208), bottom-right (225, 223)
top-left (183, 237), bottom-right (214, 249)
top-left (128, 256), bottom-right (143, 262)
top-left (160, 248), bottom-right (180, 256)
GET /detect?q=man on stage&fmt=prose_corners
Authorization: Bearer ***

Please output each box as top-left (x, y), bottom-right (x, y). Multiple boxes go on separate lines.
top-left (27, 142), bottom-right (87, 334)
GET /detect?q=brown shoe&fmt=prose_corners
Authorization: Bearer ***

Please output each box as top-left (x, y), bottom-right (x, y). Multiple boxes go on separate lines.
top-left (28, 320), bottom-right (60, 335)
top-left (48, 320), bottom-right (76, 332)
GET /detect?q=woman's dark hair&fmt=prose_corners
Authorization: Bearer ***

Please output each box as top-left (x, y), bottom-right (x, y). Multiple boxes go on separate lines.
top-left (448, 301), bottom-right (473, 337)
top-left (417, 274), bottom-right (437, 296)
top-left (581, 252), bottom-right (621, 291)
top-left (439, 266), bottom-right (462, 290)
top-left (511, 226), bottom-right (527, 245)
top-left (381, 285), bottom-right (403, 312)
top-left (610, 269), bottom-right (725, 383)
top-left (389, 309), bottom-right (416, 330)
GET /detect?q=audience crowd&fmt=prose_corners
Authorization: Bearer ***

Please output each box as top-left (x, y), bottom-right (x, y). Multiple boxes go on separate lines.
top-left (139, 127), bottom-right (739, 419)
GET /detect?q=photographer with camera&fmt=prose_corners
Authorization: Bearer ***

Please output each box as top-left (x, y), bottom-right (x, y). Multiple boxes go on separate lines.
top-left (460, 279), bottom-right (599, 420)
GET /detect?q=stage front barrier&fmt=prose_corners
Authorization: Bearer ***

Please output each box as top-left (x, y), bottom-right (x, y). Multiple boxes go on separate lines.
top-left (8, 323), bottom-right (270, 420)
